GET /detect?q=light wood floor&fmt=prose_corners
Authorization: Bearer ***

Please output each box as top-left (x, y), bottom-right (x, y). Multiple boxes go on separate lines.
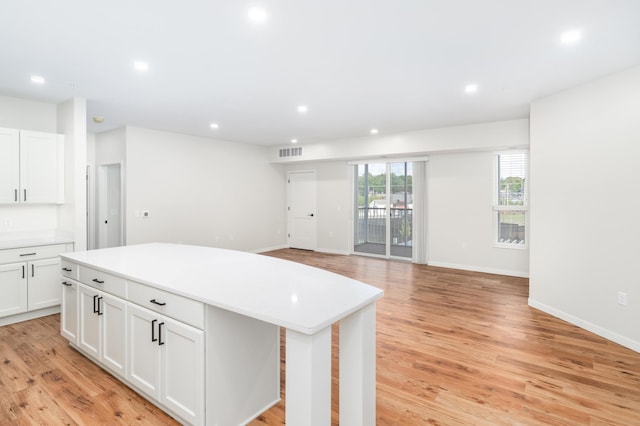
top-left (1, 249), bottom-right (639, 425)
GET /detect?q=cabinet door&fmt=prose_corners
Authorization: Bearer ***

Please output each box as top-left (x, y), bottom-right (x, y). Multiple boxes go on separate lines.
top-left (128, 304), bottom-right (162, 400)
top-left (162, 317), bottom-right (205, 426)
top-left (78, 284), bottom-right (101, 360)
top-left (102, 293), bottom-right (127, 377)
top-left (27, 258), bottom-right (61, 311)
top-left (60, 279), bottom-right (79, 344)
top-left (19, 131), bottom-right (63, 204)
top-left (0, 263), bottom-right (27, 318)
top-left (0, 128), bottom-right (19, 204)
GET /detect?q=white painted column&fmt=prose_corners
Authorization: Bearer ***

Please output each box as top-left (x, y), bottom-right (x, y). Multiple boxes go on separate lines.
top-left (339, 302), bottom-right (377, 425)
top-left (285, 326), bottom-right (331, 425)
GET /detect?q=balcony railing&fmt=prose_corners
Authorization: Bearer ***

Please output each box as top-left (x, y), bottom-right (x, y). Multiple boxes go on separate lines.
top-left (355, 207), bottom-right (413, 247)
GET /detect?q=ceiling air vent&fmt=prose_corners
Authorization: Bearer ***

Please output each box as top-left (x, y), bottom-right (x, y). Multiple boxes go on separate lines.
top-left (279, 147), bottom-right (303, 158)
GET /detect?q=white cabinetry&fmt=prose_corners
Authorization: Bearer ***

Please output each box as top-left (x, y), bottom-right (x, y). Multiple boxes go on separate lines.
top-left (61, 279), bottom-right (79, 343)
top-left (128, 303), bottom-right (204, 425)
top-left (77, 283), bottom-right (127, 377)
top-left (0, 262), bottom-right (27, 317)
top-left (0, 128), bottom-right (20, 204)
top-left (0, 127), bottom-right (64, 204)
top-left (0, 243), bottom-right (73, 323)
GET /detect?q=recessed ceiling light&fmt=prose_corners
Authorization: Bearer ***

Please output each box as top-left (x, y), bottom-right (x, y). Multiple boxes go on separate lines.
top-left (30, 75), bottom-right (45, 84)
top-left (291, 139), bottom-right (298, 144)
top-left (210, 123), bottom-right (219, 129)
top-left (134, 61), bottom-right (149, 72)
top-left (561, 30), bottom-right (582, 45)
top-left (464, 84), bottom-right (478, 94)
top-left (248, 6), bottom-right (268, 22)
top-left (370, 129), bottom-right (379, 135)
top-left (297, 105), bottom-right (308, 114)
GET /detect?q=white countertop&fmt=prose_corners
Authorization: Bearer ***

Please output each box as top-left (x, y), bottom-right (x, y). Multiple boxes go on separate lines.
top-left (0, 231), bottom-right (75, 250)
top-left (61, 243), bottom-right (383, 334)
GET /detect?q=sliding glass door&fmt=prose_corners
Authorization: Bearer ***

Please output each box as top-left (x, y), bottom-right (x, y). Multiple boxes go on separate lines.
top-left (354, 162), bottom-right (413, 259)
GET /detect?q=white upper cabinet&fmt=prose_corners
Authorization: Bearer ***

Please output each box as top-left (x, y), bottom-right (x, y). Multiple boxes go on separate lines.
top-left (0, 127), bottom-right (64, 204)
top-left (0, 128), bottom-right (20, 203)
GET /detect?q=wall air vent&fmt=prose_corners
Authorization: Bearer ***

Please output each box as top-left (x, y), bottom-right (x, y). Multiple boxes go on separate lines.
top-left (279, 147), bottom-right (303, 158)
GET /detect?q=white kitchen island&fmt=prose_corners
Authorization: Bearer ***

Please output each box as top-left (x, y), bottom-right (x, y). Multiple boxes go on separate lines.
top-left (60, 243), bottom-right (383, 425)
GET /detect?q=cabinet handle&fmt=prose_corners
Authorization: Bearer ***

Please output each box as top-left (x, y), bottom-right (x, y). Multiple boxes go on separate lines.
top-left (14, 189), bottom-right (17, 202)
top-left (31, 264), bottom-right (34, 277)
top-left (97, 297), bottom-right (103, 316)
top-left (19, 253), bottom-right (36, 257)
top-left (93, 294), bottom-right (99, 313)
top-left (158, 322), bottom-right (165, 346)
top-left (62, 281), bottom-right (72, 287)
top-left (62, 267), bottom-right (72, 272)
top-left (22, 265), bottom-right (25, 279)
top-left (24, 189), bottom-right (27, 202)
top-left (92, 278), bottom-right (105, 284)
top-left (151, 319), bottom-right (158, 342)
top-left (150, 299), bottom-right (166, 306)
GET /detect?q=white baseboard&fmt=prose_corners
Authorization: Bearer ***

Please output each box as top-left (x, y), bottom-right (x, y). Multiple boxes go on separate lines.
top-left (427, 260), bottom-right (529, 278)
top-left (250, 244), bottom-right (288, 254)
top-left (528, 299), bottom-right (640, 353)
top-left (315, 248), bottom-right (350, 256)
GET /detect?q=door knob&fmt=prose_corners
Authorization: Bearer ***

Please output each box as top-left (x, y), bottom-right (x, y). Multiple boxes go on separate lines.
top-left (309, 213), bottom-right (314, 217)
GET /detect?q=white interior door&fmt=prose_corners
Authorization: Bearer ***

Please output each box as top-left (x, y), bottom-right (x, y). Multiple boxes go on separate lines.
top-left (287, 171), bottom-right (316, 250)
top-left (98, 163), bottom-right (123, 248)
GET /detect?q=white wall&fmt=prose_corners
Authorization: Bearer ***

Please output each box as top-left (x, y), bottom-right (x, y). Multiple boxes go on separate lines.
top-left (428, 152), bottom-right (529, 276)
top-left (286, 161), bottom-right (351, 254)
top-left (125, 127), bottom-right (286, 252)
top-left (529, 65), bottom-right (640, 352)
top-left (56, 97), bottom-right (87, 250)
top-left (272, 119), bottom-right (528, 163)
top-left (86, 133), bottom-right (96, 249)
top-left (283, 124), bottom-right (530, 277)
top-left (0, 95), bottom-right (57, 132)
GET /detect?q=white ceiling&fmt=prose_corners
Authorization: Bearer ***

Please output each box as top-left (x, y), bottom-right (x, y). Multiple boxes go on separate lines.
top-left (1, 0), bottom-right (639, 146)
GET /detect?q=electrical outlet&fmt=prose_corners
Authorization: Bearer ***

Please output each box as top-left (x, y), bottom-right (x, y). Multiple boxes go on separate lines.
top-left (618, 291), bottom-right (628, 306)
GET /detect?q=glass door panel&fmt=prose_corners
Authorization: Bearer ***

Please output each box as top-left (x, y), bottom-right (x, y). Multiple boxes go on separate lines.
top-left (354, 163), bottom-right (387, 256)
top-left (389, 162), bottom-right (412, 259)
top-left (354, 162), bottom-right (413, 259)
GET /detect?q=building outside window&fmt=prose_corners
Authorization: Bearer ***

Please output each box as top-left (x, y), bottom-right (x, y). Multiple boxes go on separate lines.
top-left (494, 152), bottom-right (528, 247)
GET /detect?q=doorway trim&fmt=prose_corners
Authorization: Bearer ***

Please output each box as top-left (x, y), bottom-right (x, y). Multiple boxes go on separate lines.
top-left (97, 162), bottom-right (125, 248)
top-left (287, 170), bottom-right (317, 250)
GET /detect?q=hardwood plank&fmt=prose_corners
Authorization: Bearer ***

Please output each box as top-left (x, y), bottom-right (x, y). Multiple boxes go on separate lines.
top-left (1, 249), bottom-right (639, 425)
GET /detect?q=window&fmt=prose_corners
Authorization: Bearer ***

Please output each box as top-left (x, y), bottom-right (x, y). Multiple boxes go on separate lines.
top-left (494, 152), bottom-right (528, 247)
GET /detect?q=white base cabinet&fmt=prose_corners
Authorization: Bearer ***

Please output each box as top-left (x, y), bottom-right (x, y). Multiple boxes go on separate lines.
top-left (60, 278), bottom-right (79, 343)
top-left (0, 243), bottom-right (73, 324)
top-left (78, 283), bottom-right (127, 378)
top-left (61, 256), bottom-right (280, 426)
top-left (128, 304), bottom-right (204, 425)
top-left (0, 262), bottom-right (27, 317)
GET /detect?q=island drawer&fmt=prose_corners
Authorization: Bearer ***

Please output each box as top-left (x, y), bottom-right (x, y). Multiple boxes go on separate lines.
top-left (78, 265), bottom-right (127, 298)
top-left (128, 280), bottom-right (204, 329)
top-left (60, 260), bottom-right (78, 280)
top-left (0, 244), bottom-right (71, 264)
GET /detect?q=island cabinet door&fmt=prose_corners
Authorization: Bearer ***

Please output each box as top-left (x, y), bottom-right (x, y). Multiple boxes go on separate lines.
top-left (162, 316), bottom-right (204, 426)
top-left (60, 279), bottom-right (78, 344)
top-left (128, 304), bottom-right (162, 401)
top-left (78, 284), bottom-right (101, 360)
top-left (101, 293), bottom-right (127, 378)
